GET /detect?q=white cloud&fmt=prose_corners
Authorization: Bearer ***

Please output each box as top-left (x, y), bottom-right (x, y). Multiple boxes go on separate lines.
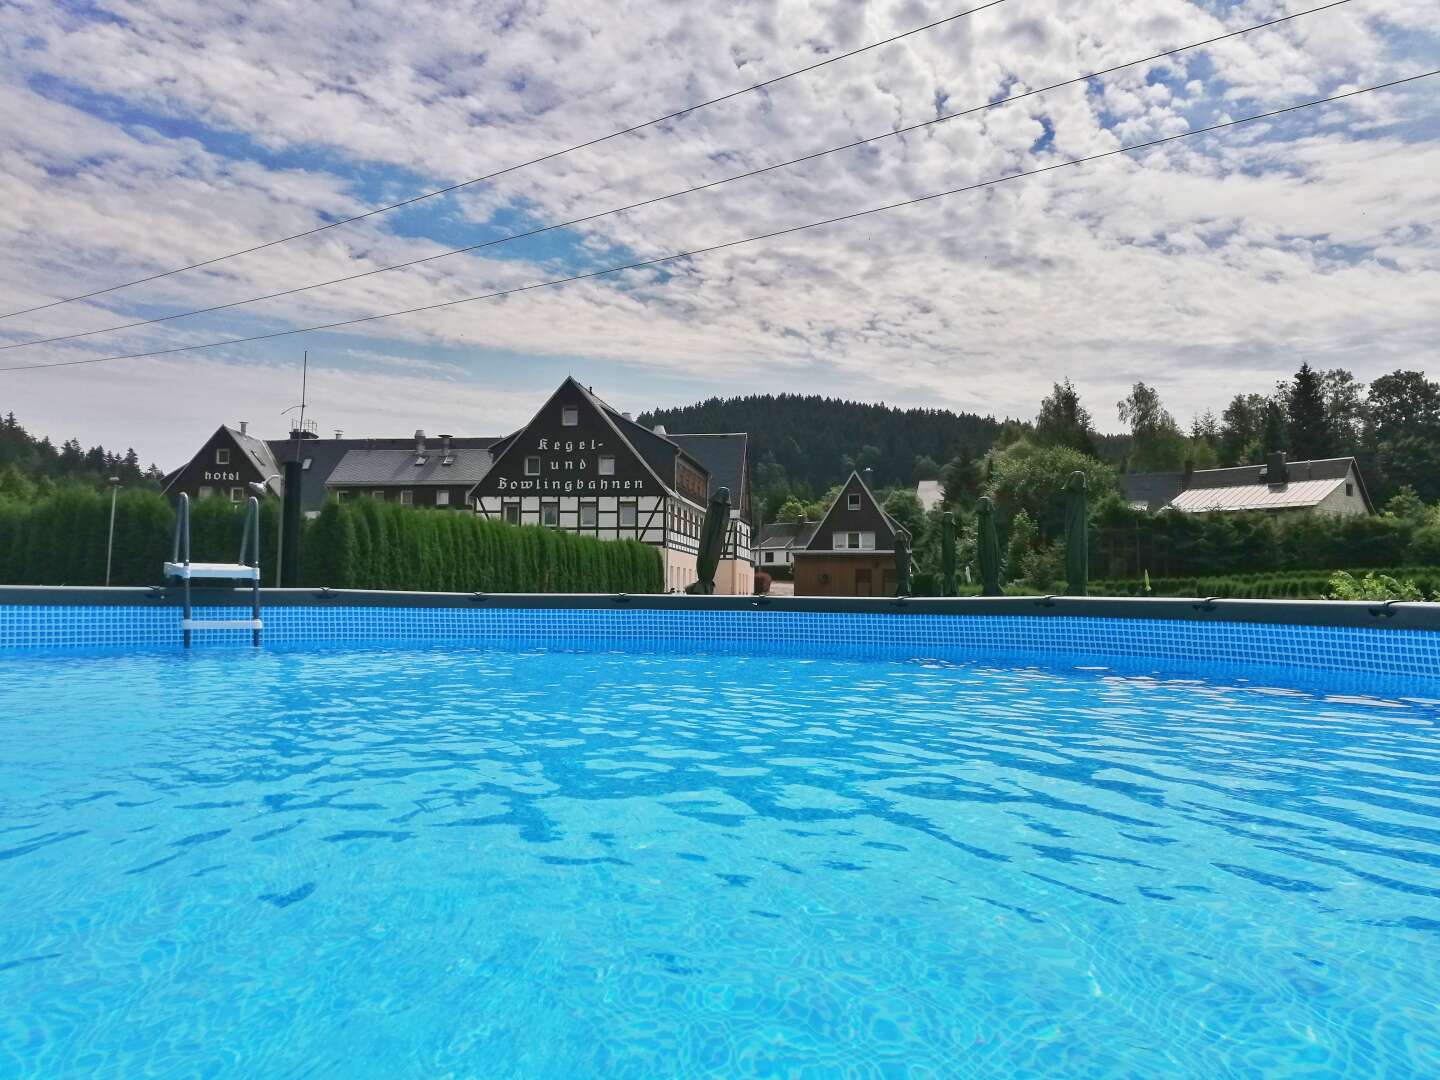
top-left (0, 0), bottom-right (1436, 464)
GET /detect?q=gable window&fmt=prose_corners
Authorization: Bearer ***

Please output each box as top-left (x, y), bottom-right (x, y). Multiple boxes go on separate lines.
top-left (598, 455), bottom-right (616, 476)
top-left (230, 487), bottom-right (245, 503)
top-left (580, 504), bottom-right (597, 527)
top-left (541, 503), bottom-right (559, 527)
top-left (399, 490), bottom-right (414, 506)
top-left (525, 456), bottom-right (541, 476)
top-left (503, 503), bottom-right (520, 525)
top-left (832, 531), bottom-right (876, 550)
top-left (619, 503), bottom-right (637, 528)
top-left (847, 493), bottom-right (861, 510)
top-left (562, 406), bottom-right (579, 427)
top-left (1346, 482), bottom-right (1354, 497)
top-left (215, 448), bottom-right (230, 465)
top-left (198, 486), bottom-right (214, 500)
top-left (436, 490), bottom-right (450, 507)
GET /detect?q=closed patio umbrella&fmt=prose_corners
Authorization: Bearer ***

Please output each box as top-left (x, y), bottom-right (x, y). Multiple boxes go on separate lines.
top-left (895, 532), bottom-right (911, 597)
top-left (977, 496), bottom-right (1001, 597)
top-left (940, 512), bottom-right (957, 597)
top-left (1064, 471), bottom-right (1088, 597)
top-left (686, 486), bottom-right (731, 595)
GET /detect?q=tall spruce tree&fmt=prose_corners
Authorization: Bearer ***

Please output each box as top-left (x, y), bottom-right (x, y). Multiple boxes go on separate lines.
top-left (1262, 400), bottom-right (1287, 456)
top-left (1285, 362), bottom-right (1330, 460)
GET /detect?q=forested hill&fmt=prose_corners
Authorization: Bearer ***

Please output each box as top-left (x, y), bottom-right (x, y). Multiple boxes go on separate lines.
top-left (639, 394), bottom-right (1003, 496)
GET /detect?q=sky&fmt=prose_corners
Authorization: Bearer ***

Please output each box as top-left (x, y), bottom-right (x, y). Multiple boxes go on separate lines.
top-left (0, 0), bottom-right (1436, 468)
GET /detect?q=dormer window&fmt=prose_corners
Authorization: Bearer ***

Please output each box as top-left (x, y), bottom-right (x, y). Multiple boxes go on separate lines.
top-left (562, 406), bottom-right (579, 427)
top-left (847, 493), bottom-right (861, 510)
top-left (215, 448), bottom-right (230, 465)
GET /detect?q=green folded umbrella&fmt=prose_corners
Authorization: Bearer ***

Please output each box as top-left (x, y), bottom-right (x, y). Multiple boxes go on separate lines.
top-left (940, 512), bottom-right (956, 597)
top-left (1064, 471), bottom-right (1088, 597)
top-left (977, 496), bottom-right (1001, 597)
top-left (895, 532), bottom-right (911, 597)
top-left (686, 486), bottom-right (731, 595)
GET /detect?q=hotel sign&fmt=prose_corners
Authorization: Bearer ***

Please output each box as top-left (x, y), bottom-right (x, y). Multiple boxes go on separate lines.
top-left (203, 470), bottom-right (243, 482)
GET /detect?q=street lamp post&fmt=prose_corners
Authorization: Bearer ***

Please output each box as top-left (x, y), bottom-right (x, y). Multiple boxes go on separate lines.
top-left (249, 476), bottom-right (281, 585)
top-left (104, 476), bottom-right (121, 586)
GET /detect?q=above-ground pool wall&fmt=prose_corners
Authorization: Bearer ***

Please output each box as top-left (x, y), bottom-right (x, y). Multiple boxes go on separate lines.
top-left (3, 587), bottom-right (1440, 683)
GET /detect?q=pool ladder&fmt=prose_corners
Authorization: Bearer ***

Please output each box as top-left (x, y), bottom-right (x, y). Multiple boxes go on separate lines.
top-left (163, 493), bottom-right (263, 648)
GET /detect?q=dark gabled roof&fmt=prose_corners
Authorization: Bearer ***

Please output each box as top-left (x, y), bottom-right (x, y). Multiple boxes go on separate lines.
top-left (803, 471), bottom-right (905, 552)
top-left (1121, 471), bottom-right (1186, 512)
top-left (162, 425), bottom-right (283, 498)
top-left (326, 447), bottom-right (493, 487)
top-left (476, 378), bottom-right (681, 499)
top-left (269, 436), bottom-right (499, 510)
top-left (669, 433), bottom-right (747, 503)
top-left (757, 521), bottom-right (819, 548)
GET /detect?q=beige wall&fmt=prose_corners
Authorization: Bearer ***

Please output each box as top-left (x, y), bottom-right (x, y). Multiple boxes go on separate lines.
top-left (717, 558), bottom-right (754, 596)
top-left (1313, 470), bottom-right (1370, 517)
top-left (665, 549), bottom-right (698, 593)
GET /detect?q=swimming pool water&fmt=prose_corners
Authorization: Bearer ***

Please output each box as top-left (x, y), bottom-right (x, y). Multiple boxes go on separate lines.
top-left (2, 647), bottom-right (1438, 1077)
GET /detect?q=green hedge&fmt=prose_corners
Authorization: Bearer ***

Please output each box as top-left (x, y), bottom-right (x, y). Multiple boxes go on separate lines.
top-left (1, 490), bottom-right (662, 593)
top-left (301, 498), bottom-right (661, 592)
top-left (0, 488), bottom-right (257, 586)
top-left (1090, 567), bottom-right (1440, 601)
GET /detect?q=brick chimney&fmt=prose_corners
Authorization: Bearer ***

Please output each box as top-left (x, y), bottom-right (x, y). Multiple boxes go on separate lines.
top-left (1265, 451), bottom-right (1289, 487)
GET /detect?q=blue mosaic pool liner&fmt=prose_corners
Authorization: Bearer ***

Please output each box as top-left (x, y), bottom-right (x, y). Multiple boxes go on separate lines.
top-left (2, 603), bottom-right (1438, 681)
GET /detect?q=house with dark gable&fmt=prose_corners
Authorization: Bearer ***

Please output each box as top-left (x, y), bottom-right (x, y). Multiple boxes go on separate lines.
top-left (161, 423), bottom-right (285, 505)
top-left (471, 378), bottom-right (753, 594)
top-left (791, 471), bottom-right (908, 596)
top-left (163, 426), bottom-right (499, 511)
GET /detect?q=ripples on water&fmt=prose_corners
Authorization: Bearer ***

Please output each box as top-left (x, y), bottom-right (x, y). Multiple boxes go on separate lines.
top-left (1, 648), bottom-right (1438, 1077)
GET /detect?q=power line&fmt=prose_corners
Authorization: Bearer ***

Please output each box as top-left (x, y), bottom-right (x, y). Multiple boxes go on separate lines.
top-left (2, 71), bottom-right (1432, 376)
top-left (0, 0), bottom-right (1356, 353)
top-left (0, 1), bottom-right (1010, 322)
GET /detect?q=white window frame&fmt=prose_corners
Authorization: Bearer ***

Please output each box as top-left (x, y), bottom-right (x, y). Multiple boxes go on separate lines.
top-left (525, 456), bottom-right (541, 476)
top-left (230, 487), bottom-right (245, 503)
top-left (215, 448), bottom-right (230, 465)
top-left (436, 490), bottom-right (450, 507)
top-left (372, 490), bottom-right (385, 501)
top-left (580, 504), bottom-right (597, 527)
top-left (619, 503), bottom-right (637, 528)
top-left (541, 503), bottom-right (559, 527)
top-left (847, 493), bottom-right (861, 510)
top-left (561, 406), bottom-right (579, 427)
top-left (198, 485), bottom-right (214, 500)
top-left (598, 455), bottom-right (616, 476)
top-left (399, 490), bottom-right (414, 506)
top-left (503, 503), bottom-right (520, 525)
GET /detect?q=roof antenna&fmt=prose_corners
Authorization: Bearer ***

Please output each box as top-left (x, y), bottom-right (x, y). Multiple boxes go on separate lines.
top-left (280, 350), bottom-right (310, 453)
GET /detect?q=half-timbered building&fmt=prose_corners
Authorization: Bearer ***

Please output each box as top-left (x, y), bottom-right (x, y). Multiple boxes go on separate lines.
top-left (471, 378), bottom-right (752, 593)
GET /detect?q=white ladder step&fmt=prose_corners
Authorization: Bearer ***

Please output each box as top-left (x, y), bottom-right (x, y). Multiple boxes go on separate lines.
top-left (165, 562), bottom-right (261, 580)
top-left (182, 619), bottom-right (264, 630)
